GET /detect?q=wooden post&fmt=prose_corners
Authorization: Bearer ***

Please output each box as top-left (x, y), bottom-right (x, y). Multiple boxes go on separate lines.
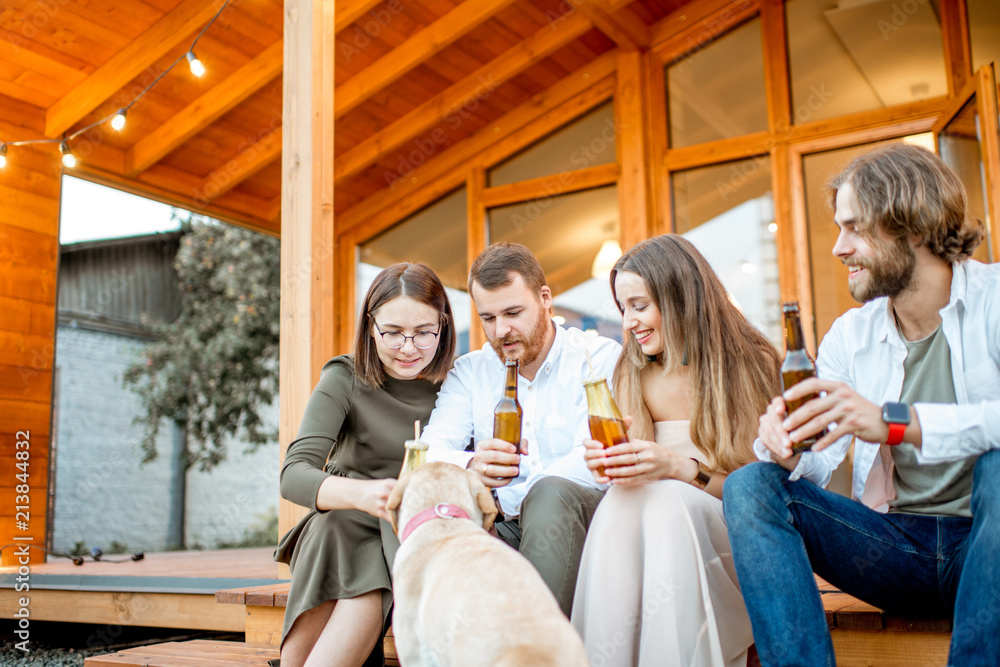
top-left (466, 166), bottom-right (487, 352)
top-left (615, 49), bottom-right (652, 251)
top-left (0, 107), bottom-right (61, 565)
top-left (278, 0), bottom-right (336, 576)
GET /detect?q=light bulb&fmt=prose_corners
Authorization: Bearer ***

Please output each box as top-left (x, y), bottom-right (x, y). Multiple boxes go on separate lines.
top-left (111, 109), bottom-right (127, 131)
top-left (60, 141), bottom-right (77, 168)
top-left (0, 144), bottom-right (6, 169)
top-left (186, 51), bottom-right (205, 77)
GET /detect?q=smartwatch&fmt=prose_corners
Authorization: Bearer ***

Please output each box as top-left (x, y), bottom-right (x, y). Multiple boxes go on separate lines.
top-left (881, 401), bottom-right (910, 446)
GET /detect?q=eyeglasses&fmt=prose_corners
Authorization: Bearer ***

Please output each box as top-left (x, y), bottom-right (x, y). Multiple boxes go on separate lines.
top-left (373, 321), bottom-right (439, 350)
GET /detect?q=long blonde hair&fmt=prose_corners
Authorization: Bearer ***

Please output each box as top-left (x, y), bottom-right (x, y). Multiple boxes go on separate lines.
top-left (610, 235), bottom-right (782, 473)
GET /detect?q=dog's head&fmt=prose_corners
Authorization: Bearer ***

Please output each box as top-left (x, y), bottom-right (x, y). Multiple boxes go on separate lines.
top-left (387, 462), bottom-right (498, 537)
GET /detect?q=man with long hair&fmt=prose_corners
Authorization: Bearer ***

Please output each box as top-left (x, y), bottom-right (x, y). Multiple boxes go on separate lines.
top-left (724, 143), bottom-right (1000, 666)
top-left (423, 242), bottom-right (621, 616)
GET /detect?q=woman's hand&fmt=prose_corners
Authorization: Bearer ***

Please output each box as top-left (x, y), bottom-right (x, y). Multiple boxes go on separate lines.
top-left (586, 438), bottom-right (691, 486)
top-left (354, 478), bottom-right (398, 521)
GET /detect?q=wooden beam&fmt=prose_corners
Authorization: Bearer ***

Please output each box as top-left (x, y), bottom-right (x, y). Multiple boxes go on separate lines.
top-left (278, 0), bottom-right (336, 564)
top-left (44, 0), bottom-right (222, 138)
top-left (665, 131), bottom-right (771, 171)
top-left (467, 166), bottom-right (487, 351)
top-left (334, 0), bottom-right (517, 119)
top-left (199, 128), bottom-right (282, 202)
top-left (335, 12), bottom-right (593, 182)
top-left (761, 0), bottom-right (791, 136)
top-left (615, 49), bottom-right (651, 251)
top-left (644, 51), bottom-right (669, 236)
top-left (337, 51), bottom-right (618, 236)
top-left (0, 589), bottom-right (244, 631)
top-left (575, 0), bottom-right (649, 51)
top-left (482, 163), bottom-right (619, 208)
top-left (651, 0), bottom-right (760, 60)
top-left (126, 40), bottom-right (283, 176)
top-left (940, 0), bottom-right (972, 98)
top-left (335, 0), bottom-right (384, 34)
top-left (974, 65), bottom-right (1000, 263)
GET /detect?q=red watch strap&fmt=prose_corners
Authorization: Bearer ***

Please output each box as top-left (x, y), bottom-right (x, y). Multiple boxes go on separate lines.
top-left (885, 422), bottom-right (906, 446)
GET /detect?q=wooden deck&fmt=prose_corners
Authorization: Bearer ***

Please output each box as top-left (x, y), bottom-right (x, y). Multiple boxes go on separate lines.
top-left (0, 547), bottom-right (287, 632)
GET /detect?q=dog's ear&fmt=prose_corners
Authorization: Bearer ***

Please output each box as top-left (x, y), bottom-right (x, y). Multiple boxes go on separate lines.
top-left (386, 472), bottom-right (410, 536)
top-left (465, 469), bottom-right (498, 531)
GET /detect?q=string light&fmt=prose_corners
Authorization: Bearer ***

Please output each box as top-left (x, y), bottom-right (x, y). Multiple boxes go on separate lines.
top-left (186, 51), bottom-right (206, 77)
top-left (0, 0), bottom-right (231, 170)
top-left (60, 141), bottom-right (77, 168)
top-left (111, 109), bottom-right (128, 131)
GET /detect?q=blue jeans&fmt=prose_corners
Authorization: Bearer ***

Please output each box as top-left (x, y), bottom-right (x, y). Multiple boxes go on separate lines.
top-left (723, 449), bottom-right (1000, 667)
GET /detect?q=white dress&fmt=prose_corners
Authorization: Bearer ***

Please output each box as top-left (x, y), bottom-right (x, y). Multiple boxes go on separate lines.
top-left (571, 421), bottom-right (753, 667)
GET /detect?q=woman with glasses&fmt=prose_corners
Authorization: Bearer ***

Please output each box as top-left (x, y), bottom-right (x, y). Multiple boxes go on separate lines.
top-left (276, 263), bottom-right (456, 667)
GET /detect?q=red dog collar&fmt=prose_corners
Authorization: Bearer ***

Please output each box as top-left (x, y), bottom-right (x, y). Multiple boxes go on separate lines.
top-left (400, 503), bottom-right (471, 543)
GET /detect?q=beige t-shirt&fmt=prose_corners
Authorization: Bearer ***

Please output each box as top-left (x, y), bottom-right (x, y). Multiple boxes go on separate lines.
top-left (889, 325), bottom-right (978, 518)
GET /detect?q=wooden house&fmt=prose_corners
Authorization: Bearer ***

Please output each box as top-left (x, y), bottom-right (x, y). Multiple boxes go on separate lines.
top-left (1, 2), bottom-right (998, 660)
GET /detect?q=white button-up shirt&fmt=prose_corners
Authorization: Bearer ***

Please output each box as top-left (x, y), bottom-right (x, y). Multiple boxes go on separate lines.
top-left (755, 260), bottom-right (1000, 511)
top-left (423, 323), bottom-right (621, 516)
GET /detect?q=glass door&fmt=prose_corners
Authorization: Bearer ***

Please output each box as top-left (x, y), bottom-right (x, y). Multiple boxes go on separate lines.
top-left (932, 64), bottom-right (1000, 263)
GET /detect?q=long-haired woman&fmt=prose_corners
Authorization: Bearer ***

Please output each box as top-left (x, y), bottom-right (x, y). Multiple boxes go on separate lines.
top-left (276, 263), bottom-right (456, 667)
top-left (571, 234), bottom-right (782, 667)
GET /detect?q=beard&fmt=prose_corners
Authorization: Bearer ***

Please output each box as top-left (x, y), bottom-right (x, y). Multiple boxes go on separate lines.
top-left (490, 307), bottom-right (551, 366)
top-left (846, 235), bottom-right (916, 303)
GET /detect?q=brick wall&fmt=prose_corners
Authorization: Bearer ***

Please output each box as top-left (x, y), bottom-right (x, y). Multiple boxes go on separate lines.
top-left (51, 325), bottom-right (278, 554)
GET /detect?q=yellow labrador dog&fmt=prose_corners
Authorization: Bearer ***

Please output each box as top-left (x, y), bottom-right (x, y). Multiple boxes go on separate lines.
top-left (387, 462), bottom-right (589, 667)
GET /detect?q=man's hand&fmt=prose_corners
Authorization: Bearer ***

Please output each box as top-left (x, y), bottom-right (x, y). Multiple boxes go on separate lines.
top-left (782, 378), bottom-right (889, 450)
top-left (758, 397), bottom-right (802, 471)
top-left (468, 438), bottom-right (525, 488)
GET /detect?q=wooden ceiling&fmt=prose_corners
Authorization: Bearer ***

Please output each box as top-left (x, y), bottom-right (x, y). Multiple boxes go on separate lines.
top-left (1, 0), bottom-right (699, 236)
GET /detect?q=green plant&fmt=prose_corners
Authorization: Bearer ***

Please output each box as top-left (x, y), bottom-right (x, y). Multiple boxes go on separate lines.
top-left (123, 211), bottom-right (280, 470)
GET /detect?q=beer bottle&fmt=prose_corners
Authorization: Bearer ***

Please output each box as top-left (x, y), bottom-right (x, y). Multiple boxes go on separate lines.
top-left (493, 359), bottom-right (522, 454)
top-left (780, 302), bottom-right (828, 453)
top-left (400, 420), bottom-right (428, 476)
top-left (400, 438), bottom-right (428, 476)
top-left (584, 377), bottom-right (628, 477)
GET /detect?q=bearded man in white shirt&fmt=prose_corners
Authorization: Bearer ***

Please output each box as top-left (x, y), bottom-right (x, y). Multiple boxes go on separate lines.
top-left (422, 242), bottom-right (621, 615)
top-left (724, 143), bottom-right (1000, 666)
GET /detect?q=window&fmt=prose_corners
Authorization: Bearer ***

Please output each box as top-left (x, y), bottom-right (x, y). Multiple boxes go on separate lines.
top-left (358, 188), bottom-right (472, 354)
top-left (666, 18), bottom-right (768, 148)
top-left (488, 103), bottom-right (616, 187)
top-left (671, 157), bottom-right (780, 344)
top-left (968, 0), bottom-right (1000, 72)
top-left (786, 0), bottom-right (946, 124)
top-left (938, 98), bottom-right (994, 264)
top-left (487, 185), bottom-right (622, 340)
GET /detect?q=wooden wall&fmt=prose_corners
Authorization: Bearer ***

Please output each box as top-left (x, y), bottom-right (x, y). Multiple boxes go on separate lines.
top-left (0, 98), bottom-right (59, 566)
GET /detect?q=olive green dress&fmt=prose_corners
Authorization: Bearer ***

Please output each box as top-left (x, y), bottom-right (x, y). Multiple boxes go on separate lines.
top-left (274, 355), bottom-right (440, 647)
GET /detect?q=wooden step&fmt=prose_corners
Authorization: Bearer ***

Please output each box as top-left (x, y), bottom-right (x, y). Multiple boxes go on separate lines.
top-left (818, 577), bottom-right (950, 667)
top-left (214, 582), bottom-right (400, 665)
top-left (84, 640), bottom-right (278, 666)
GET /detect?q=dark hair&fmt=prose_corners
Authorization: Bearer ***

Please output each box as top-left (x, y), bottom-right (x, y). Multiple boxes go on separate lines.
top-left (354, 263), bottom-right (456, 387)
top-left (468, 242), bottom-right (547, 294)
top-left (610, 235), bottom-right (782, 473)
top-left (827, 143), bottom-right (984, 262)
